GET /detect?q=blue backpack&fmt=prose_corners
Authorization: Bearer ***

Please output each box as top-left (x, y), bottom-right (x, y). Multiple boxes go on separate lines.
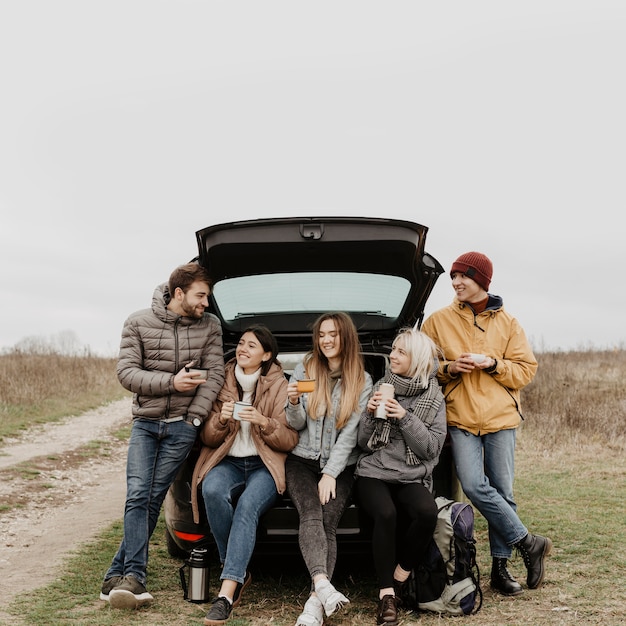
top-left (409, 496), bottom-right (483, 616)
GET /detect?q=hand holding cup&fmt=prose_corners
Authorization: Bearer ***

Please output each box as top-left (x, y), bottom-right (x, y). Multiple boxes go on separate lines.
top-left (185, 366), bottom-right (209, 380)
top-left (468, 353), bottom-right (486, 364)
top-left (233, 401), bottom-right (253, 421)
top-left (288, 379), bottom-right (316, 405)
top-left (220, 400), bottom-right (235, 423)
top-left (174, 361), bottom-right (205, 392)
top-left (375, 383), bottom-right (395, 418)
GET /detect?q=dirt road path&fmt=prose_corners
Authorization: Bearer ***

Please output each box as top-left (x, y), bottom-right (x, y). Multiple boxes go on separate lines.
top-left (0, 399), bottom-right (132, 622)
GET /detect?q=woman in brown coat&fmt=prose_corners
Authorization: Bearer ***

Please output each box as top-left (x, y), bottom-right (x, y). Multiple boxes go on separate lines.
top-left (190, 324), bottom-right (298, 626)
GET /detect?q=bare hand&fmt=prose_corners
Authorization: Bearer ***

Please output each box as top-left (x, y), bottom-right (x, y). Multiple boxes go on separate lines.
top-left (287, 381), bottom-right (303, 405)
top-left (385, 398), bottom-right (407, 420)
top-left (173, 361), bottom-right (206, 392)
top-left (367, 390), bottom-right (383, 413)
top-left (221, 401), bottom-right (235, 422)
top-left (236, 405), bottom-right (267, 428)
top-left (450, 353), bottom-right (496, 374)
top-left (318, 474), bottom-right (336, 505)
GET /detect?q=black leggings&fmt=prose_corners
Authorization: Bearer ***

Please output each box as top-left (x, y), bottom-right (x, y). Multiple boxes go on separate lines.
top-left (355, 476), bottom-right (437, 589)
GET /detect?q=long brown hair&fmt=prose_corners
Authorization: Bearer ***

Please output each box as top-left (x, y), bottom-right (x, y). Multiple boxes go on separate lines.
top-left (304, 312), bottom-right (365, 429)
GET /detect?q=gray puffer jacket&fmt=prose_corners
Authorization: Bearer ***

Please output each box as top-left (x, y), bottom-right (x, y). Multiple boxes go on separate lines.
top-left (117, 283), bottom-right (225, 423)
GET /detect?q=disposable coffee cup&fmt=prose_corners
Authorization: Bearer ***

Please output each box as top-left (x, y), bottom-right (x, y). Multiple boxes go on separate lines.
top-left (232, 401), bottom-right (252, 421)
top-left (469, 354), bottom-right (486, 364)
top-left (296, 379), bottom-right (316, 393)
top-left (185, 366), bottom-right (209, 380)
top-left (375, 383), bottom-right (395, 418)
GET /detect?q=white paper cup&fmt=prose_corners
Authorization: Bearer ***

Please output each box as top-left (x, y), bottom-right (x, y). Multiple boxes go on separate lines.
top-left (375, 383), bottom-right (395, 418)
top-left (469, 354), bottom-right (486, 364)
top-left (233, 401), bottom-right (252, 421)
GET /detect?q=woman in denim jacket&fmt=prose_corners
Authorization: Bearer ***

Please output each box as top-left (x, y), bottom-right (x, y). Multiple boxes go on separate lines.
top-left (285, 312), bottom-right (372, 626)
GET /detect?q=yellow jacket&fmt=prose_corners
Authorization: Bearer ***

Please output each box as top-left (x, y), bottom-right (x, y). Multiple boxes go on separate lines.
top-left (421, 296), bottom-right (537, 435)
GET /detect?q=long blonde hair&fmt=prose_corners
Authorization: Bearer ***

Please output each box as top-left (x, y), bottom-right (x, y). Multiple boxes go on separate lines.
top-left (304, 312), bottom-right (365, 430)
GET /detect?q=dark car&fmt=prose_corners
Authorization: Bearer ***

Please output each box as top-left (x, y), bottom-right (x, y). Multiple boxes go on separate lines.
top-left (163, 216), bottom-right (449, 559)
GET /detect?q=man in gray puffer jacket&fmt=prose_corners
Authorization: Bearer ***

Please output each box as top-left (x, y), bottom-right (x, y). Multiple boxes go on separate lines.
top-left (101, 262), bottom-right (225, 610)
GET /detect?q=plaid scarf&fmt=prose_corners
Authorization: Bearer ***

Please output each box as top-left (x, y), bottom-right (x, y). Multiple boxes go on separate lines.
top-left (366, 370), bottom-right (443, 466)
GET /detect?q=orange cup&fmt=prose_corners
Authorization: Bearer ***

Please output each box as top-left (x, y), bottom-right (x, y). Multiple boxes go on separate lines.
top-left (296, 379), bottom-right (316, 393)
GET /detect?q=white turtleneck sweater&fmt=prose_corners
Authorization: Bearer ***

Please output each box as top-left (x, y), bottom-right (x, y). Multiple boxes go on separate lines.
top-left (228, 364), bottom-right (261, 458)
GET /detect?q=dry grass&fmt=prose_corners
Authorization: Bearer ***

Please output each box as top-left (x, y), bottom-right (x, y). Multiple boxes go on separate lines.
top-left (523, 349), bottom-right (626, 452)
top-left (0, 352), bottom-right (126, 440)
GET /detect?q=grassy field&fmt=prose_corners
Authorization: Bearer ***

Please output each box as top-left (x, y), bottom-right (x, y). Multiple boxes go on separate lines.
top-left (3, 349), bottom-right (626, 625)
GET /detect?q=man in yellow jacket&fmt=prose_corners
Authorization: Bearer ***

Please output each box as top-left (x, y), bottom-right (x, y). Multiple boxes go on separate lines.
top-left (422, 251), bottom-right (552, 597)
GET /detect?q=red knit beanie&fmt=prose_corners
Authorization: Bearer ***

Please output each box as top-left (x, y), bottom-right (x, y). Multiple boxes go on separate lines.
top-left (450, 252), bottom-right (493, 292)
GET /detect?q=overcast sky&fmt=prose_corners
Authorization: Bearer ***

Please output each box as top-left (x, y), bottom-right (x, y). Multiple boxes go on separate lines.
top-left (1, 1), bottom-right (623, 356)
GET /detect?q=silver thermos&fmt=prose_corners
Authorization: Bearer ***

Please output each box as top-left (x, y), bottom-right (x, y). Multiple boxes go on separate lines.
top-left (179, 547), bottom-right (211, 603)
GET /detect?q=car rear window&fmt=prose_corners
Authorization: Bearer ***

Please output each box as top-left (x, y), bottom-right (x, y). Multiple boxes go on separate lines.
top-left (212, 272), bottom-right (410, 322)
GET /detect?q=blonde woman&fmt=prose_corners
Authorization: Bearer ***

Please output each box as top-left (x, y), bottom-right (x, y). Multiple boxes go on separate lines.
top-left (355, 328), bottom-right (447, 626)
top-left (285, 312), bottom-right (372, 626)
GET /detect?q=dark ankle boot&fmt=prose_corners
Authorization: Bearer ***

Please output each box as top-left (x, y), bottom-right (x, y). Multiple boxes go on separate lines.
top-left (515, 533), bottom-right (553, 589)
top-left (376, 594), bottom-right (398, 626)
top-left (392, 580), bottom-right (404, 608)
top-left (490, 557), bottom-right (523, 596)
top-left (393, 570), bottom-right (414, 609)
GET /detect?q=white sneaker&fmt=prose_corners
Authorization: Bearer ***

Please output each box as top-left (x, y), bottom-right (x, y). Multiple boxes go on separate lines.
top-left (314, 581), bottom-right (349, 617)
top-left (295, 595), bottom-right (324, 626)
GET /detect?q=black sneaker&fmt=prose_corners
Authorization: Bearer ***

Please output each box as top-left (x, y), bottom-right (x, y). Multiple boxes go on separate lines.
top-left (203, 596), bottom-right (233, 625)
top-left (232, 572), bottom-right (252, 608)
top-left (108, 575), bottom-right (154, 610)
top-left (99, 575), bottom-right (123, 601)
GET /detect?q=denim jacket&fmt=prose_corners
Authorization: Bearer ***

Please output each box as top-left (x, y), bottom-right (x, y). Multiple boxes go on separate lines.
top-left (286, 362), bottom-right (372, 479)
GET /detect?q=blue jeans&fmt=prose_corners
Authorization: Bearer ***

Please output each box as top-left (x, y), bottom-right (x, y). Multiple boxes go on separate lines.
top-left (105, 418), bottom-right (197, 585)
top-left (201, 456), bottom-right (278, 584)
top-left (449, 426), bottom-right (527, 559)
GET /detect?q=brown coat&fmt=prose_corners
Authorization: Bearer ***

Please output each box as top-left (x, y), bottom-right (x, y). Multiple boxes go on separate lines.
top-left (190, 359), bottom-right (298, 523)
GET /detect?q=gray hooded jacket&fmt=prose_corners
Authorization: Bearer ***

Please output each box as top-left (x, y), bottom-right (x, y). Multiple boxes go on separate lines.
top-left (116, 283), bottom-right (225, 423)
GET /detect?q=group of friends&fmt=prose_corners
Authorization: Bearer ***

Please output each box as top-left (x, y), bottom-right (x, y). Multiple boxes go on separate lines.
top-left (98, 252), bottom-right (552, 626)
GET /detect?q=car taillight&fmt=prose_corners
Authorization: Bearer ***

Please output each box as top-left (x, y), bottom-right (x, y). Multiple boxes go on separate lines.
top-left (174, 530), bottom-right (205, 542)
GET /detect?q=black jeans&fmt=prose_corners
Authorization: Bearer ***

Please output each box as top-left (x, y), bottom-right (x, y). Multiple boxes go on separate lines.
top-left (355, 476), bottom-right (437, 589)
top-left (285, 455), bottom-right (355, 582)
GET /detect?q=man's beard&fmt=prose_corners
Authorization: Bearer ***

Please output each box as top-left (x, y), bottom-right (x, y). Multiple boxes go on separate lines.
top-left (181, 299), bottom-right (203, 319)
